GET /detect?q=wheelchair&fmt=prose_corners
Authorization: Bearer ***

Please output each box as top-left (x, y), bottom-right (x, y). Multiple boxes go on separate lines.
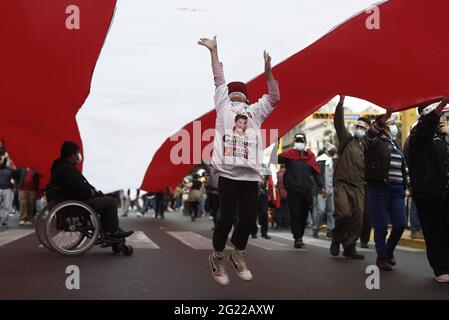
top-left (36, 190), bottom-right (133, 256)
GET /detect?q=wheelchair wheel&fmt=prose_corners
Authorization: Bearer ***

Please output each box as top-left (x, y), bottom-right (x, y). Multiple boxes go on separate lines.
top-left (45, 201), bottom-right (100, 256)
top-left (122, 245), bottom-right (134, 256)
top-left (35, 205), bottom-right (54, 251)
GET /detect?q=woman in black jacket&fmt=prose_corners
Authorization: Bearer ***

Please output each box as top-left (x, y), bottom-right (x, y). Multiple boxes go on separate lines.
top-left (409, 99), bottom-right (449, 283)
top-left (365, 112), bottom-right (408, 271)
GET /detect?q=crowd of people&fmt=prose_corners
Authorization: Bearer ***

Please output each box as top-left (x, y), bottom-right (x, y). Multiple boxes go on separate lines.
top-left (198, 35), bottom-right (449, 286)
top-left (0, 140), bottom-right (41, 228)
top-left (1, 35), bottom-right (448, 290)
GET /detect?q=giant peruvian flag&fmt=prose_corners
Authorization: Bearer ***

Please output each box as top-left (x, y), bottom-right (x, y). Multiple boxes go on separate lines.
top-left (1, 0), bottom-right (449, 192)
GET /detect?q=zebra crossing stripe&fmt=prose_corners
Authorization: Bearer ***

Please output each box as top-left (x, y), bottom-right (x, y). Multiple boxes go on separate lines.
top-left (0, 229), bottom-right (35, 248)
top-left (167, 231), bottom-right (231, 250)
top-left (269, 232), bottom-right (372, 251)
top-left (248, 237), bottom-right (308, 251)
top-left (127, 231), bottom-right (160, 249)
top-left (271, 232), bottom-right (423, 253)
top-left (31, 228), bottom-right (425, 253)
top-left (38, 231), bottom-right (160, 249)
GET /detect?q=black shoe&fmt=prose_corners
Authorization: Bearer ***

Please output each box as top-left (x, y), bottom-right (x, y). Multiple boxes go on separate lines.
top-left (262, 234), bottom-right (271, 240)
top-left (109, 229), bottom-right (134, 239)
top-left (251, 234), bottom-right (258, 239)
top-left (326, 231), bottom-right (332, 239)
top-left (377, 258), bottom-right (393, 271)
top-left (343, 246), bottom-right (365, 260)
top-left (294, 239), bottom-right (304, 249)
top-left (330, 241), bottom-right (340, 256)
top-left (312, 231), bottom-right (319, 239)
top-left (387, 252), bottom-right (396, 266)
top-left (360, 242), bottom-right (370, 249)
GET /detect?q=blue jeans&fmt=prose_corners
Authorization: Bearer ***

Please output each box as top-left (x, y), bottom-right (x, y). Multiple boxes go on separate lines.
top-left (409, 199), bottom-right (422, 232)
top-left (141, 197), bottom-right (156, 215)
top-left (312, 193), bottom-right (335, 232)
top-left (367, 184), bottom-right (407, 258)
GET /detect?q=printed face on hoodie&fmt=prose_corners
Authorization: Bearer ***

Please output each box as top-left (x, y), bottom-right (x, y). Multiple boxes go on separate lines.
top-left (234, 115), bottom-right (248, 135)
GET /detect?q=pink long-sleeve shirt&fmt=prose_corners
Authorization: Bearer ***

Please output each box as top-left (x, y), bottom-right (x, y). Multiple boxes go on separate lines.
top-left (211, 62), bottom-right (280, 182)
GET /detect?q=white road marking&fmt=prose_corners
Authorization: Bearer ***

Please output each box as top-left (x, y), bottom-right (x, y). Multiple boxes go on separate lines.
top-left (167, 231), bottom-right (231, 250)
top-left (248, 237), bottom-right (308, 251)
top-left (271, 232), bottom-right (424, 253)
top-left (38, 231), bottom-right (160, 249)
top-left (270, 232), bottom-right (372, 251)
top-left (0, 229), bottom-right (35, 248)
top-left (127, 231), bottom-right (160, 249)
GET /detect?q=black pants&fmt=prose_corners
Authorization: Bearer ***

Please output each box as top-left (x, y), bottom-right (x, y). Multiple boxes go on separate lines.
top-left (85, 196), bottom-right (119, 233)
top-left (415, 195), bottom-right (449, 276)
top-left (252, 194), bottom-right (269, 237)
top-left (155, 193), bottom-right (166, 218)
top-left (189, 201), bottom-right (200, 218)
top-left (287, 189), bottom-right (312, 240)
top-left (360, 186), bottom-right (372, 244)
top-left (206, 193), bottom-right (220, 225)
top-left (213, 177), bottom-right (259, 251)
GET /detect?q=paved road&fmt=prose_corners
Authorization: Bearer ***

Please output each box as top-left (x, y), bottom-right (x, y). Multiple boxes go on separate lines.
top-left (0, 211), bottom-right (447, 300)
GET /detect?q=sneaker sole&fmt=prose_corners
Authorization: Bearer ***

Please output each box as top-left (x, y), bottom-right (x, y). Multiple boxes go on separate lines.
top-left (208, 255), bottom-right (229, 287)
top-left (228, 255), bottom-right (253, 281)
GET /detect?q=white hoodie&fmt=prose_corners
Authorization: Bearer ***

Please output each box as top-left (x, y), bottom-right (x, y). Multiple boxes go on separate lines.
top-left (211, 63), bottom-right (280, 182)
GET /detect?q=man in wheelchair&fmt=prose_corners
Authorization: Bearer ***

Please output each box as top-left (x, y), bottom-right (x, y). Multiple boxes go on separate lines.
top-left (50, 141), bottom-right (133, 239)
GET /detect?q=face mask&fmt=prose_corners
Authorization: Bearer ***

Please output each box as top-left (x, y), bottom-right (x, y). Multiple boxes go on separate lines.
top-left (388, 125), bottom-right (398, 140)
top-left (75, 152), bottom-right (83, 164)
top-left (294, 143), bottom-right (306, 151)
top-left (354, 129), bottom-right (366, 139)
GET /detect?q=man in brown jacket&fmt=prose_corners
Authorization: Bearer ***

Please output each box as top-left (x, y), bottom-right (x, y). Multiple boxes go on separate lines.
top-left (331, 95), bottom-right (371, 259)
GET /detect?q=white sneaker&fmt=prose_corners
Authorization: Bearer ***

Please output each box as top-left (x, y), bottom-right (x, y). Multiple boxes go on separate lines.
top-left (19, 220), bottom-right (26, 226)
top-left (136, 213), bottom-right (143, 217)
top-left (209, 253), bottom-right (230, 287)
top-left (435, 274), bottom-right (449, 283)
top-left (25, 221), bottom-right (33, 226)
top-left (228, 250), bottom-right (253, 281)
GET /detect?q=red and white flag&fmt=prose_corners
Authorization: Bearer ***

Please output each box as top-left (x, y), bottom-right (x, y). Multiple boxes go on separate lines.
top-left (2, 0), bottom-right (449, 192)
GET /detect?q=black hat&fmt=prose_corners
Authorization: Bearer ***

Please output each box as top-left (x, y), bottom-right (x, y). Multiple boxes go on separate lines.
top-left (61, 141), bottom-right (80, 158)
top-left (357, 117), bottom-right (372, 127)
top-left (294, 133), bottom-right (307, 143)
